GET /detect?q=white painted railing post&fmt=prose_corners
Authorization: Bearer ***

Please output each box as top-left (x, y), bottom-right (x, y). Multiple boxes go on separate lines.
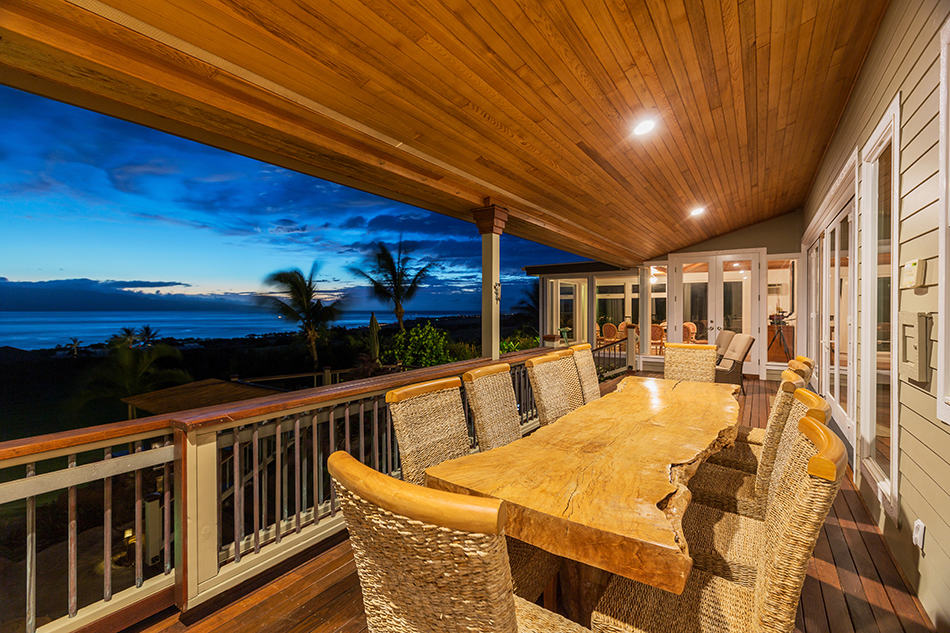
top-left (626, 328), bottom-right (639, 371)
top-left (178, 428), bottom-right (219, 610)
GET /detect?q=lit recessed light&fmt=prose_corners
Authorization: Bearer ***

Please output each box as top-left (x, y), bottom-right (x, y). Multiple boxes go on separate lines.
top-left (689, 206), bottom-right (705, 217)
top-left (649, 276), bottom-right (658, 284)
top-left (633, 118), bottom-right (657, 136)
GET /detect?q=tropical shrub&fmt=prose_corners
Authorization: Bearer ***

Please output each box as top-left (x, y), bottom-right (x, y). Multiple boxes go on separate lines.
top-left (385, 321), bottom-right (450, 368)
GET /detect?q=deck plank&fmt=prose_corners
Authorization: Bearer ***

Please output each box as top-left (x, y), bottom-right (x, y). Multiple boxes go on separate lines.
top-left (131, 376), bottom-right (934, 633)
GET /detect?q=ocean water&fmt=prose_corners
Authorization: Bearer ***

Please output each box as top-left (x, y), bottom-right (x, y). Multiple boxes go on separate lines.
top-left (0, 310), bottom-right (477, 350)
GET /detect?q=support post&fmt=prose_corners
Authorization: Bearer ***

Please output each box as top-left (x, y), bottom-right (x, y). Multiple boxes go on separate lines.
top-left (473, 199), bottom-right (508, 361)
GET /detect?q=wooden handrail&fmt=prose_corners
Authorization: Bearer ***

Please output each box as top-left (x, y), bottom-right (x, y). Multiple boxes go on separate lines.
top-left (0, 348), bottom-right (548, 460)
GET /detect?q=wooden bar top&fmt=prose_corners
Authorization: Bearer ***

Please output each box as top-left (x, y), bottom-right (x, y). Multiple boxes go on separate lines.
top-left (426, 376), bottom-right (740, 594)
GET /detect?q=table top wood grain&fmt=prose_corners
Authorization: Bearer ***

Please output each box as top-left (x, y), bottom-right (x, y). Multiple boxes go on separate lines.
top-left (426, 376), bottom-right (740, 594)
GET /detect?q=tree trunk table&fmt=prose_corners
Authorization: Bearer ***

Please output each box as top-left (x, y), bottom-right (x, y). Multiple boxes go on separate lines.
top-left (426, 376), bottom-right (740, 595)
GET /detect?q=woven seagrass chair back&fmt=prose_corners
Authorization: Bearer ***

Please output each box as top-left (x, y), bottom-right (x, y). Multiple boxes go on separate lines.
top-left (754, 416), bottom-right (846, 633)
top-left (787, 358), bottom-right (812, 383)
top-left (526, 353), bottom-right (573, 426)
top-left (602, 322), bottom-right (618, 339)
top-left (569, 343), bottom-right (601, 403)
top-left (752, 369), bottom-right (807, 498)
top-left (663, 343), bottom-right (717, 382)
top-left (714, 329), bottom-right (736, 358)
top-left (551, 348), bottom-right (585, 411)
top-left (767, 389), bottom-right (831, 511)
top-left (463, 363), bottom-right (522, 451)
top-left (328, 451), bottom-right (518, 633)
top-left (386, 377), bottom-right (470, 485)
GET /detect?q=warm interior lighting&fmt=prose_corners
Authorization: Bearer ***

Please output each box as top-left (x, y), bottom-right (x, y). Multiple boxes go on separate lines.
top-left (632, 118), bottom-right (657, 136)
top-left (689, 206), bottom-right (705, 217)
top-left (649, 276), bottom-right (658, 284)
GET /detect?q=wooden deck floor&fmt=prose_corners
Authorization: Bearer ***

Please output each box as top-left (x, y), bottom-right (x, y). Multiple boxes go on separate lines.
top-left (133, 376), bottom-right (935, 633)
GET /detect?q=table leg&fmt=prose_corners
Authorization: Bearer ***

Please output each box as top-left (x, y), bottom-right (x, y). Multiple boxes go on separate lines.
top-left (557, 559), bottom-right (612, 627)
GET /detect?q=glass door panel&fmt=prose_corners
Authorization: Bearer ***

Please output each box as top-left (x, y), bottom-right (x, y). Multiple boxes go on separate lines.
top-left (681, 262), bottom-right (710, 343)
top-left (872, 143), bottom-right (893, 475)
top-left (838, 216), bottom-right (850, 413)
top-left (766, 259), bottom-right (797, 362)
top-left (648, 266), bottom-right (668, 355)
top-left (827, 226), bottom-right (837, 400)
top-left (721, 259), bottom-right (756, 371)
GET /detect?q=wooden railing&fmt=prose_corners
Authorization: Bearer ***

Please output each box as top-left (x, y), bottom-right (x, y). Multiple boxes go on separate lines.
top-left (0, 348), bottom-right (545, 633)
top-left (593, 329), bottom-right (639, 378)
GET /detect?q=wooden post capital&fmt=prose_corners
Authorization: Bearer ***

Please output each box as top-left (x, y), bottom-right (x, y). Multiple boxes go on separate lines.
top-left (472, 198), bottom-right (509, 235)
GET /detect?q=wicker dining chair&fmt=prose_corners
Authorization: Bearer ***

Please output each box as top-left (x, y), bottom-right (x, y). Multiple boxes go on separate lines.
top-left (714, 333), bottom-right (755, 394)
top-left (591, 415), bottom-right (846, 633)
top-left (707, 369), bottom-right (806, 472)
top-left (462, 363), bottom-right (563, 603)
top-left (328, 451), bottom-right (589, 633)
top-left (789, 357), bottom-right (813, 383)
top-left (602, 322), bottom-right (619, 341)
top-left (687, 388), bottom-right (830, 520)
top-left (663, 343), bottom-right (717, 382)
top-left (385, 377), bottom-right (470, 486)
top-left (526, 351), bottom-right (583, 426)
top-left (570, 343), bottom-right (601, 403)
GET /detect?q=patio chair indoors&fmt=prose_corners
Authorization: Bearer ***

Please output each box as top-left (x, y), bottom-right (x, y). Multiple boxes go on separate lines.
top-left (714, 333), bottom-right (754, 394)
top-left (682, 321), bottom-right (697, 344)
top-left (462, 363), bottom-right (562, 603)
top-left (602, 322), bottom-right (619, 341)
top-left (591, 414), bottom-right (846, 633)
top-left (569, 343), bottom-right (601, 403)
top-left (663, 343), bottom-right (717, 382)
top-left (650, 324), bottom-right (665, 355)
top-left (328, 451), bottom-right (589, 633)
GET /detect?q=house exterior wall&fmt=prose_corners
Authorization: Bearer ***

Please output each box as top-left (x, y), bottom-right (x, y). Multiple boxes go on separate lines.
top-left (802, 0), bottom-right (950, 625)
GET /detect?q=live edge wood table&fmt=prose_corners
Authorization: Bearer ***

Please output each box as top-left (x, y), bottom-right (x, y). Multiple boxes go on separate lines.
top-left (426, 376), bottom-right (740, 613)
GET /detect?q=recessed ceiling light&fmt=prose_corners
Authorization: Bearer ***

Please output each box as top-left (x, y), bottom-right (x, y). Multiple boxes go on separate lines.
top-left (689, 206), bottom-right (705, 217)
top-left (632, 118), bottom-right (657, 136)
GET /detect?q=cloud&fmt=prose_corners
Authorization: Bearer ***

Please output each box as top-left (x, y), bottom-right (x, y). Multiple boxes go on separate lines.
top-left (341, 215), bottom-right (367, 229)
top-left (107, 160), bottom-right (179, 194)
top-left (100, 280), bottom-right (191, 289)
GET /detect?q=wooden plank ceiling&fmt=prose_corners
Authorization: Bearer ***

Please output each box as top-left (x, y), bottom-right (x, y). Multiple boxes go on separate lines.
top-left (0, 0), bottom-right (888, 266)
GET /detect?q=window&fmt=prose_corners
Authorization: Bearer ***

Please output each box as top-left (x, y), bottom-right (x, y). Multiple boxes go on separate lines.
top-left (860, 93), bottom-right (900, 515)
top-left (937, 16), bottom-right (950, 424)
top-left (647, 265), bottom-right (668, 354)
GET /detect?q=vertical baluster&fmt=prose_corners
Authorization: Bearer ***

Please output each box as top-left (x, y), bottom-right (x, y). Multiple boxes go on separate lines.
top-left (294, 417), bottom-right (301, 532)
top-left (103, 447), bottom-right (112, 599)
top-left (372, 399), bottom-right (379, 471)
top-left (275, 420), bottom-right (283, 543)
top-left (66, 453), bottom-right (79, 616)
top-left (313, 413), bottom-right (321, 518)
top-left (232, 428), bottom-right (242, 563)
top-left (26, 462), bottom-right (36, 633)
top-left (385, 404), bottom-right (392, 474)
top-left (163, 438), bottom-right (171, 574)
top-left (281, 422), bottom-right (289, 525)
top-left (329, 407), bottom-right (337, 513)
top-left (344, 402), bottom-right (351, 455)
top-left (358, 401), bottom-right (365, 463)
top-left (134, 442), bottom-right (143, 588)
top-left (261, 434), bottom-right (269, 534)
top-left (252, 423), bottom-right (260, 553)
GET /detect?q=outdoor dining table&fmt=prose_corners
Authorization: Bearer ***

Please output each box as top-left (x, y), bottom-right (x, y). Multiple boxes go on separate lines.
top-left (425, 376), bottom-right (740, 597)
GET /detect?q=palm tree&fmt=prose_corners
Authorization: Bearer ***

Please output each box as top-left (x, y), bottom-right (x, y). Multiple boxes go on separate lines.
top-left (109, 327), bottom-right (138, 348)
top-left (350, 241), bottom-right (433, 330)
top-left (513, 280), bottom-right (539, 321)
top-left (78, 344), bottom-right (191, 412)
top-left (68, 337), bottom-right (82, 359)
top-left (138, 325), bottom-right (159, 347)
top-left (262, 262), bottom-right (342, 372)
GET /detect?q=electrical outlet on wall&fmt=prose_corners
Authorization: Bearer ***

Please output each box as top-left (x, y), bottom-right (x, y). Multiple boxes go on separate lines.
top-left (912, 519), bottom-right (926, 550)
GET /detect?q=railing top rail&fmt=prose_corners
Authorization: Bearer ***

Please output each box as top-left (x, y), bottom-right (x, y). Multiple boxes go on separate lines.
top-left (0, 416), bottom-right (175, 464)
top-left (0, 348), bottom-right (547, 461)
top-left (172, 348), bottom-right (545, 430)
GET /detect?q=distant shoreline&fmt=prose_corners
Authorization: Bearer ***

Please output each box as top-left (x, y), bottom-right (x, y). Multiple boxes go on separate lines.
top-left (0, 309), bottom-right (484, 351)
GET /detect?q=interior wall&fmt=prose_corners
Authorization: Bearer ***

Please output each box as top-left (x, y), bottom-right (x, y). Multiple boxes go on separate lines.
top-left (802, 0), bottom-right (950, 626)
top-left (672, 209), bottom-right (803, 255)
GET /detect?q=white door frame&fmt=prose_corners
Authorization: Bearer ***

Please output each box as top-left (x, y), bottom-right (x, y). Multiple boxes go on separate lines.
top-left (669, 248), bottom-right (767, 378)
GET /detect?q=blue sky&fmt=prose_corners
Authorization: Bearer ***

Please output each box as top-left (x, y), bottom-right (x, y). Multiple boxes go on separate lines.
top-left (0, 85), bottom-right (583, 312)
